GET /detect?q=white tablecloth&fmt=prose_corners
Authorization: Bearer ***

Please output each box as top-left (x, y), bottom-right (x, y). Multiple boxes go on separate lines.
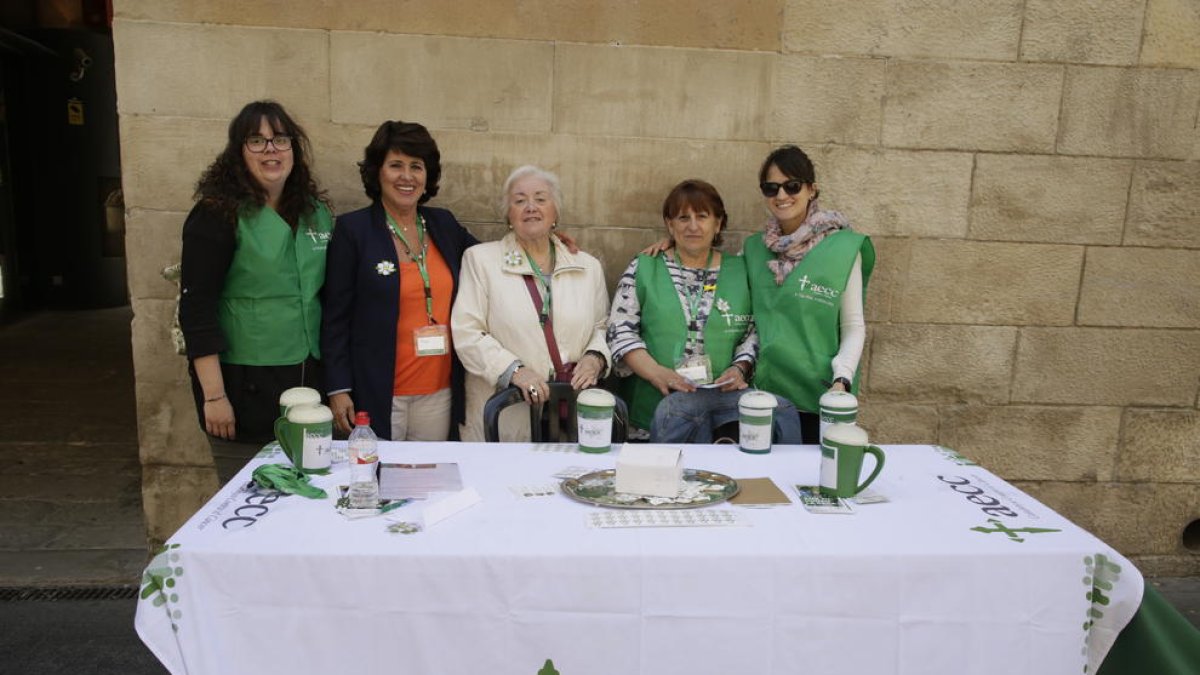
top-left (136, 442), bottom-right (1142, 675)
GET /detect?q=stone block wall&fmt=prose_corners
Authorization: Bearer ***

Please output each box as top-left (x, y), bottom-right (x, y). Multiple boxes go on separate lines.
top-left (112, 0), bottom-right (1200, 574)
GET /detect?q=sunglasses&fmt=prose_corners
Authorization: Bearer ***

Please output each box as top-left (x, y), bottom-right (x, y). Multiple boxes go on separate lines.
top-left (759, 180), bottom-right (807, 197)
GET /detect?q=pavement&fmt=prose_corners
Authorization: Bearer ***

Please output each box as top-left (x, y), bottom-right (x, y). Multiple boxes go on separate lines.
top-left (0, 308), bottom-right (1194, 675)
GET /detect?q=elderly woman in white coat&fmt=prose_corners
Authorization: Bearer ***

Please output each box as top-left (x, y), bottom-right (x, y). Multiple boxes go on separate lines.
top-left (451, 165), bottom-right (611, 441)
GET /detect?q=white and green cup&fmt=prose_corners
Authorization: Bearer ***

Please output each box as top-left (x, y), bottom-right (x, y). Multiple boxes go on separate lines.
top-left (819, 390), bottom-right (858, 447)
top-left (738, 390), bottom-right (778, 454)
top-left (576, 388), bottom-right (616, 453)
top-left (819, 422), bottom-right (885, 498)
top-left (274, 403), bottom-right (333, 474)
top-left (278, 386), bottom-right (321, 417)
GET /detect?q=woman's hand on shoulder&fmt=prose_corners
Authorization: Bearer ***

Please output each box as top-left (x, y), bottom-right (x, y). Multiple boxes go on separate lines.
top-left (554, 230), bottom-right (580, 254)
top-left (329, 392), bottom-right (355, 434)
top-left (639, 237), bottom-right (671, 256)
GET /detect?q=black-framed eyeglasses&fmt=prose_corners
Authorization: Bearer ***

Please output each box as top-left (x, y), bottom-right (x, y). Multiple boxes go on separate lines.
top-left (245, 135), bottom-right (293, 153)
top-left (759, 180), bottom-right (806, 197)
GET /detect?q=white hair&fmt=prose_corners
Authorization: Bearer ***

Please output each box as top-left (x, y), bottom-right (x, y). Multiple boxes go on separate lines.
top-left (500, 165), bottom-right (564, 222)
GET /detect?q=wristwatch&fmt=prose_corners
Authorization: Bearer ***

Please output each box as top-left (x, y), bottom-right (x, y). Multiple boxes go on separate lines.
top-left (832, 377), bottom-right (852, 391)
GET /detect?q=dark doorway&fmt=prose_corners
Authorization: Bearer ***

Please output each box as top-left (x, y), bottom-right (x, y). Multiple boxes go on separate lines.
top-left (0, 0), bottom-right (124, 323)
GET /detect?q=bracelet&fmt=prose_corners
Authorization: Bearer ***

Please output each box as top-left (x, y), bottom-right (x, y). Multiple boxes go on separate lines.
top-left (204, 393), bottom-right (227, 403)
top-left (733, 361), bottom-right (752, 379)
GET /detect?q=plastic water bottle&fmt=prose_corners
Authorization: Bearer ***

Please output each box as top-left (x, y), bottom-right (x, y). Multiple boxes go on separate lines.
top-left (347, 411), bottom-right (380, 509)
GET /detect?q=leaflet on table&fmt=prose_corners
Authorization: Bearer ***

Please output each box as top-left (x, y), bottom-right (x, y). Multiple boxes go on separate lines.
top-left (849, 488), bottom-right (888, 504)
top-left (728, 477), bottom-right (792, 506)
top-left (379, 462), bottom-right (463, 499)
top-left (794, 485), bottom-right (855, 514)
top-left (334, 485), bottom-right (412, 519)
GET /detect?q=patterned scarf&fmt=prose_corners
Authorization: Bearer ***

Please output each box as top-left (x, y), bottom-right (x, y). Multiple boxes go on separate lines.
top-left (763, 199), bottom-right (851, 285)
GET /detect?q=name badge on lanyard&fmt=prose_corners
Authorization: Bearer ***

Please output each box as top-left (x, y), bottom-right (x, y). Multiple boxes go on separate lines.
top-left (673, 249), bottom-right (715, 384)
top-left (413, 324), bottom-right (449, 356)
top-left (389, 211), bottom-right (448, 357)
top-left (675, 354), bottom-right (713, 385)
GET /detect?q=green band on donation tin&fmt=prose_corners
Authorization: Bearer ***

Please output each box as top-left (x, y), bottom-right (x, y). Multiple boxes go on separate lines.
top-left (818, 390), bottom-right (858, 425)
top-left (577, 388), bottom-right (615, 453)
top-left (738, 390), bottom-right (777, 454)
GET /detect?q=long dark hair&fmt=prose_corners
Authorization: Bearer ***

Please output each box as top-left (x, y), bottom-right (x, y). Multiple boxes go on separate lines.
top-left (358, 120), bottom-right (442, 204)
top-left (194, 100), bottom-right (324, 228)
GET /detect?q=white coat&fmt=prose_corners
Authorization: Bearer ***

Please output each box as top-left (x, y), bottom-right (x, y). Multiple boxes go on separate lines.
top-left (451, 232), bottom-right (611, 441)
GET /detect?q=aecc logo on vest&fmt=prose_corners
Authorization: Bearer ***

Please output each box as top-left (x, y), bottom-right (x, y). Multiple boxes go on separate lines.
top-left (794, 274), bottom-right (840, 306)
top-left (715, 298), bottom-right (751, 328)
top-left (305, 228), bottom-right (332, 251)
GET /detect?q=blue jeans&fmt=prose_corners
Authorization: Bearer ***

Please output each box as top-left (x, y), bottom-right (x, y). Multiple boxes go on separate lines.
top-left (649, 388), bottom-right (803, 444)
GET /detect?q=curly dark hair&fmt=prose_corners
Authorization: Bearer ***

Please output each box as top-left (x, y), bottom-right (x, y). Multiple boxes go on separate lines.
top-left (358, 121), bottom-right (441, 204)
top-left (662, 179), bottom-right (728, 248)
top-left (193, 100), bottom-right (324, 228)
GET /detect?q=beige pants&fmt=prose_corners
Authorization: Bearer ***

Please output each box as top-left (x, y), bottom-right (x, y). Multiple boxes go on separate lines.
top-left (390, 387), bottom-right (452, 441)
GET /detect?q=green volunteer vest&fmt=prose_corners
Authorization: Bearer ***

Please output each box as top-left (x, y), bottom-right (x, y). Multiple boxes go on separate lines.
top-left (218, 201), bottom-right (333, 365)
top-left (743, 230), bottom-right (875, 413)
top-left (620, 253), bottom-right (753, 429)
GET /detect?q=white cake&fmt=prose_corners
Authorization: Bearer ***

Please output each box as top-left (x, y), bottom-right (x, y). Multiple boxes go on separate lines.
top-left (614, 444), bottom-right (683, 498)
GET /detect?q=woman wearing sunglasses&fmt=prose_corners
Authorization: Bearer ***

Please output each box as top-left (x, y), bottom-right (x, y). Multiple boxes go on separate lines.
top-left (745, 145), bottom-right (875, 442)
top-left (179, 100), bottom-right (333, 482)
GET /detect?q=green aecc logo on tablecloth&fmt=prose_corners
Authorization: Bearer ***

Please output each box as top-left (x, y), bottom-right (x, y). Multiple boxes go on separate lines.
top-left (1080, 553), bottom-right (1122, 673)
top-left (256, 441), bottom-right (286, 458)
top-left (932, 445), bottom-right (978, 466)
top-left (140, 543), bottom-right (184, 632)
top-left (970, 518), bottom-right (1061, 543)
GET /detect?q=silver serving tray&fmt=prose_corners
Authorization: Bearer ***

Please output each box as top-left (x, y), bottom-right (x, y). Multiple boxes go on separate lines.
top-left (561, 469), bottom-right (739, 510)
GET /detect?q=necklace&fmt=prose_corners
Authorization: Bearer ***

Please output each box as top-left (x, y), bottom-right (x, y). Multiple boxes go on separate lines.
top-left (525, 245), bottom-right (556, 326)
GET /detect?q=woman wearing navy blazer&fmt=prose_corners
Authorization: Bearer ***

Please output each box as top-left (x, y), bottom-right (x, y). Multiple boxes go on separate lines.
top-left (321, 121), bottom-right (478, 440)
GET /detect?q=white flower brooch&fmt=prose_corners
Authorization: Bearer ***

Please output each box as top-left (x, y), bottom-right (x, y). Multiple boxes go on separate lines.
top-left (503, 249), bottom-right (523, 268)
top-left (376, 260), bottom-right (397, 276)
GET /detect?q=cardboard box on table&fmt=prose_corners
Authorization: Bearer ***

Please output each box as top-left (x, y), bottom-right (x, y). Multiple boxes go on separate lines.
top-left (614, 445), bottom-right (683, 498)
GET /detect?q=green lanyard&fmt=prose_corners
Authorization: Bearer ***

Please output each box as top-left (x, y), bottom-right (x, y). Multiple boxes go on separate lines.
top-left (526, 245), bottom-right (556, 326)
top-left (672, 248), bottom-right (714, 350)
top-left (386, 212), bottom-right (436, 324)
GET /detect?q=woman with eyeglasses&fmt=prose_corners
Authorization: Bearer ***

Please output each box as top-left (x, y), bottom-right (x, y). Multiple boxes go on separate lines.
top-left (321, 121), bottom-right (481, 442)
top-left (179, 100), bottom-right (333, 482)
top-left (746, 145), bottom-right (875, 442)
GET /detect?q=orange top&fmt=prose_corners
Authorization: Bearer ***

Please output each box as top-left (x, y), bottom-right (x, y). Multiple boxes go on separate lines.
top-left (393, 239), bottom-right (453, 395)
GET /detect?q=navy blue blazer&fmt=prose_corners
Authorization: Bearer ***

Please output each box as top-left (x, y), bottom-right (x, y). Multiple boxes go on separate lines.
top-left (321, 203), bottom-right (479, 439)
